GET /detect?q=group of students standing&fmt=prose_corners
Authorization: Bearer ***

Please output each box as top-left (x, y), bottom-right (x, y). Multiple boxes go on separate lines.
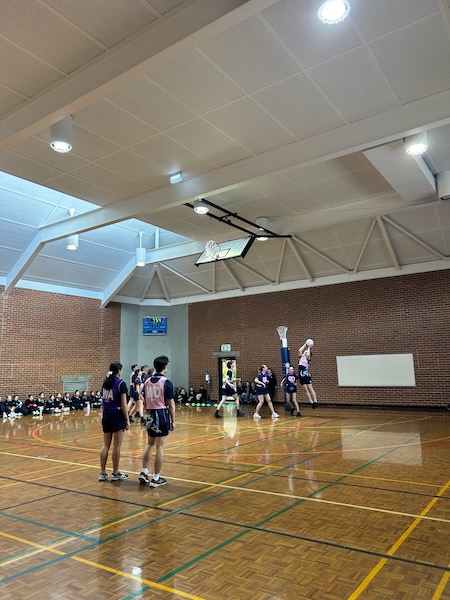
top-left (213, 339), bottom-right (318, 419)
top-left (99, 356), bottom-right (175, 487)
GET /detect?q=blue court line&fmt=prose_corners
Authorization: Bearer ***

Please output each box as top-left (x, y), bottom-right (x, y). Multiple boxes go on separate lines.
top-left (0, 511), bottom-right (97, 542)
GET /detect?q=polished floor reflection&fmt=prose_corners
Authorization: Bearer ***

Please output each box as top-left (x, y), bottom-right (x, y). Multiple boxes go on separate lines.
top-left (1, 405), bottom-right (449, 599)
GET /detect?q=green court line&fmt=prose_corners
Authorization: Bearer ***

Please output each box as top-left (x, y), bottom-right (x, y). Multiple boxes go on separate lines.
top-left (0, 511), bottom-right (97, 541)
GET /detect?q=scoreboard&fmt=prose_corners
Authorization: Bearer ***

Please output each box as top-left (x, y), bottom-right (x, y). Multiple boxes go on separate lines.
top-left (143, 317), bottom-right (167, 336)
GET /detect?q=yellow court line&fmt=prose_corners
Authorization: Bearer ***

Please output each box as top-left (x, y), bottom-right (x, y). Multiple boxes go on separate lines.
top-left (72, 556), bottom-right (205, 600)
top-left (347, 478), bottom-right (450, 600)
top-left (0, 532), bottom-right (204, 599)
top-left (295, 469), bottom-right (442, 489)
top-left (1, 451), bottom-right (449, 526)
top-left (432, 569), bottom-right (450, 600)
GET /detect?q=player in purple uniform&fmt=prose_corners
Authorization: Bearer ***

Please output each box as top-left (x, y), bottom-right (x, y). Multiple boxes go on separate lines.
top-left (298, 341), bottom-right (318, 408)
top-left (98, 362), bottom-right (130, 481)
top-left (139, 355), bottom-right (175, 487)
top-left (214, 360), bottom-right (245, 418)
top-left (253, 365), bottom-right (279, 420)
top-left (281, 366), bottom-right (301, 417)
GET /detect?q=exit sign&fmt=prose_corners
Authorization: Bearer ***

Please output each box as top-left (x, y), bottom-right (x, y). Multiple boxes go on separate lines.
top-left (221, 344), bottom-right (231, 352)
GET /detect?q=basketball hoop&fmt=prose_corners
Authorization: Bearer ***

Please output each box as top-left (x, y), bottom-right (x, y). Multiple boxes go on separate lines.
top-left (277, 325), bottom-right (288, 348)
top-left (204, 240), bottom-right (220, 261)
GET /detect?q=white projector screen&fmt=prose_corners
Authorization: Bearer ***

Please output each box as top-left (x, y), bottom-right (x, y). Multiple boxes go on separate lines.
top-left (336, 354), bottom-right (415, 387)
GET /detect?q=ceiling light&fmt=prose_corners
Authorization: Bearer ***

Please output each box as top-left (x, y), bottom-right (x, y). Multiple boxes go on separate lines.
top-left (256, 216), bottom-right (269, 240)
top-left (136, 231), bottom-right (146, 266)
top-left (193, 199), bottom-right (209, 215)
top-left (436, 171), bottom-right (450, 201)
top-left (169, 171), bottom-right (183, 184)
top-left (50, 116), bottom-right (72, 153)
top-left (317, 0), bottom-right (351, 24)
top-left (66, 208), bottom-right (78, 250)
top-left (405, 132), bottom-right (428, 156)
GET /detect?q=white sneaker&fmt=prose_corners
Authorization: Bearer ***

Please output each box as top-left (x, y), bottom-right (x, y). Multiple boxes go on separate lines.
top-left (253, 413), bottom-right (261, 420)
top-left (111, 472), bottom-right (129, 481)
top-left (271, 412), bottom-right (280, 419)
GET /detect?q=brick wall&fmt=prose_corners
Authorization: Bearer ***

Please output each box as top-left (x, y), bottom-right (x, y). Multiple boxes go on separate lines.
top-left (188, 270), bottom-right (450, 408)
top-left (0, 287), bottom-right (121, 397)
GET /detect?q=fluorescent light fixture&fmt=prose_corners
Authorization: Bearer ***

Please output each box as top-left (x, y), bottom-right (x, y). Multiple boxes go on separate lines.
top-left (405, 132), bottom-right (428, 156)
top-left (50, 116), bottom-right (73, 153)
top-left (318, 0), bottom-right (351, 24)
top-left (256, 235), bottom-right (269, 241)
top-left (66, 208), bottom-right (78, 250)
top-left (136, 231), bottom-right (146, 266)
top-left (193, 199), bottom-right (209, 214)
top-left (169, 171), bottom-right (183, 184)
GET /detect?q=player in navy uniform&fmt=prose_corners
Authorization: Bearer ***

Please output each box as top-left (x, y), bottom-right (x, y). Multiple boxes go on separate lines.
top-left (139, 356), bottom-right (175, 487)
top-left (281, 366), bottom-right (301, 417)
top-left (98, 362), bottom-right (130, 481)
top-left (253, 365), bottom-right (279, 420)
top-left (298, 340), bottom-right (318, 408)
top-left (214, 360), bottom-right (244, 418)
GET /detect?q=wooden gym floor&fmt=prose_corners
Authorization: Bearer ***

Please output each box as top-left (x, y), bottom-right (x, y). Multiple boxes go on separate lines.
top-left (1, 404), bottom-right (449, 599)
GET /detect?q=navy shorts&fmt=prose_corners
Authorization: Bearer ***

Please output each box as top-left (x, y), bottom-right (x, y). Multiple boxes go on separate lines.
top-left (102, 409), bottom-right (126, 433)
top-left (299, 367), bottom-right (312, 386)
top-left (286, 386), bottom-right (296, 394)
top-left (222, 384), bottom-right (236, 397)
top-left (146, 408), bottom-right (171, 437)
top-left (255, 385), bottom-right (268, 395)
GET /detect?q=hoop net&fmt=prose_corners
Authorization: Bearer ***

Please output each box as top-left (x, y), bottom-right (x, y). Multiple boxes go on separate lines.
top-left (277, 325), bottom-right (288, 341)
top-left (204, 240), bottom-right (220, 260)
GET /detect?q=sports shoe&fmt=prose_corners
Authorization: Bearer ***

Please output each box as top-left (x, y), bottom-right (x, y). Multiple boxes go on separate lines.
top-left (271, 412), bottom-right (280, 419)
top-left (140, 417), bottom-right (146, 425)
top-left (312, 402), bottom-right (318, 409)
top-left (98, 472), bottom-right (109, 481)
top-left (138, 471), bottom-right (149, 484)
top-left (149, 476), bottom-right (167, 488)
top-left (237, 410), bottom-right (245, 417)
top-left (214, 410), bottom-right (222, 419)
top-left (296, 411), bottom-right (302, 417)
top-left (129, 415), bottom-right (135, 423)
top-left (290, 408), bottom-right (294, 416)
top-left (253, 413), bottom-right (261, 420)
top-left (111, 472), bottom-right (129, 481)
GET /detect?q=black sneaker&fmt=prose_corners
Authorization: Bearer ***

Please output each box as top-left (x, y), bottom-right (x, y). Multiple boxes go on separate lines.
top-left (140, 417), bottom-right (146, 425)
top-left (214, 411), bottom-right (222, 418)
top-left (296, 411), bottom-right (302, 417)
top-left (290, 408), bottom-right (294, 416)
top-left (237, 410), bottom-right (245, 417)
top-left (312, 402), bottom-right (318, 409)
top-left (149, 477), bottom-right (167, 488)
top-left (138, 471), bottom-right (149, 484)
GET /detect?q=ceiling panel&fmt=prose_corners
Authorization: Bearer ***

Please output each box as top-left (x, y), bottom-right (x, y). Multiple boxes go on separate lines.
top-left (308, 47), bottom-right (398, 121)
top-left (0, 86), bottom-right (26, 117)
top-left (204, 97), bottom-right (295, 154)
top-left (0, 150), bottom-right (63, 183)
top-left (261, 0), bottom-right (360, 68)
top-left (43, 174), bottom-right (125, 205)
top-left (150, 50), bottom-right (243, 113)
top-left (369, 15), bottom-right (450, 103)
top-left (96, 150), bottom-right (166, 189)
top-left (252, 74), bottom-right (344, 139)
top-left (200, 15), bottom-right (299, 93)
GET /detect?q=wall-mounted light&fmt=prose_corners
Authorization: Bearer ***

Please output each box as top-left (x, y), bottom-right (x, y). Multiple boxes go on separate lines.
top-left (136, 231), bottom-right (146, 266)
top-left (169, 171), bottom-right (183, 184)
top-left (50, 116), bottom-right (73, 153)
top-left (66, 208), bottom-right (78, 250)
top-left (256, 216), bottom-right (269, 241)
top-left (317, 0), bottom-right (351, 24)
top-left (405, 131), bottom-right (428, 156)
top-left (193, 199), bottom-right (209, 215)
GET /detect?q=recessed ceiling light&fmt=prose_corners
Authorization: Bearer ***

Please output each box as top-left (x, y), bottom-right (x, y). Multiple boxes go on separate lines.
top-left (50, 116), bottom-right (73, 153)
top-left (317, 0), bottom-right (351, 25)
top-left (256, 236), bottom-right (269, 242)
top-left (405, 132), bottom-right (428, 156)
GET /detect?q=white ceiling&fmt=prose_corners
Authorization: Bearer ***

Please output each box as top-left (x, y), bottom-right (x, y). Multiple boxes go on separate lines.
top-left (0, 0), bottom-right (450, 305)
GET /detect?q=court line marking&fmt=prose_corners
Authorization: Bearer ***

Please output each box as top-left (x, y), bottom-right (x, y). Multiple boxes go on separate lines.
top-left (0, 532), bottom-right (204, 600)
top-left (347, 477), bottom-right (450, 600)
top-left (432, 569), bottom-right (450, 600)
top-left (1, 450), bottom-right (449, 526)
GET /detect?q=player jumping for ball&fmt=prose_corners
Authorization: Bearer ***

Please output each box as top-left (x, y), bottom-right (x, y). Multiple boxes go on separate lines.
top-left (298, 339), bottom-right (318, 409)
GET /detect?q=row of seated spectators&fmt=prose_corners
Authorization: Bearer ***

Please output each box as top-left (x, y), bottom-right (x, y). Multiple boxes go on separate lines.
top-left (0, 390), bottom-right (103, 417)
top-left (174, 381), bottom-right (276, 404)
